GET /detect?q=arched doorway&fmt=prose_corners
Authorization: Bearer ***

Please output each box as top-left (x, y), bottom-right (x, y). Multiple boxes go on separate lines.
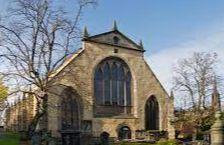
top-left (118, 126), bottom-right (131, 140)
top-left (145, 96), bottom-right (159, 130)
top-left (100, 132), bottom-right (110, 145)
top-left (61, 88), bottom-right (80, 145)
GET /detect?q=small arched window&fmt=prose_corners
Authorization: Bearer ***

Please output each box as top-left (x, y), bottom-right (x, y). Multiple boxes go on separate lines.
top-left (113, 36), bottom-right (119, 44)
top-left (94, 58), bottom-right (131, 106)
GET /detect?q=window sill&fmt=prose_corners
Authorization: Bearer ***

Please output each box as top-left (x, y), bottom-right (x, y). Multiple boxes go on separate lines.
top-left (95, 104), bottom-right (133, 107)
top-left (94, 115), bottom-right (138, 119)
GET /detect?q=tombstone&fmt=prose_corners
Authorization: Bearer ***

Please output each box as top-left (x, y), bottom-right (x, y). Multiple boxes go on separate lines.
top-left (31, 132), bottom-right (41, 145)
top-left (210, 111), bottom-right (224, 145)
top-left (42, 131), bottom-right (52, 145)
top-left (0, 126), bottom-right (3, 137)
top-left (135, 130), bottom-right (145, 140)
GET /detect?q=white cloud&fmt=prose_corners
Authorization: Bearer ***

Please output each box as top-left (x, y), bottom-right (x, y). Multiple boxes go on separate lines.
top-left (146, 26), bottom-right (224, 93)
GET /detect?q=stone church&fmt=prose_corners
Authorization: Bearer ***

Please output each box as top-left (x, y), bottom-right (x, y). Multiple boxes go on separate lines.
top-left (44, 22), bottom-right (175, 144)
top-left (5, 22), bottom-right (174, 145)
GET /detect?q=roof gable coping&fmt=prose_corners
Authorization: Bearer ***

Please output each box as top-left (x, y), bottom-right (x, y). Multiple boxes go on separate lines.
top-left (82, 30), bottom-right (145, 52)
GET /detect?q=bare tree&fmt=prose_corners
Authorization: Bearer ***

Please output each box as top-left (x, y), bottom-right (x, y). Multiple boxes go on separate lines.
top-left (0, 0), bottom-right (96, 137)
top-left (173, 52), bottom-right (221, 109)
top-left (172, 52), bottom-right (223, 138)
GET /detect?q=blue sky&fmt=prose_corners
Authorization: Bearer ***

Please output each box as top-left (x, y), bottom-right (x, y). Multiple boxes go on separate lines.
top-left (80, 0), bottom-right (224, 53)
top-left (78, 0), bottom-right (224, 94)
top-left (0, 0), bottom-right (224, 93)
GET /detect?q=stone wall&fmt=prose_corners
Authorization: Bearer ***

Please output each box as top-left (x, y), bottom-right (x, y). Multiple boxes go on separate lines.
top-left (5, 95), bottom-right (37, 132)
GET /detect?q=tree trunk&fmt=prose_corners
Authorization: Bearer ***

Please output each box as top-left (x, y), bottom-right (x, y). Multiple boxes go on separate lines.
top-left (27, 110), bottom-right (46, 138)
top-left (27, 96), bottom-right (48, 139)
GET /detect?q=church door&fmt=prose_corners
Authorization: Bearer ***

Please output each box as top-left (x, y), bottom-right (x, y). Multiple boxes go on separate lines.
top-left (100, 132), bottom-right (109, 145)
top-left (118, 126), bottom-right (131, 140)
top-left (145, 96), bottom-right (159, 130)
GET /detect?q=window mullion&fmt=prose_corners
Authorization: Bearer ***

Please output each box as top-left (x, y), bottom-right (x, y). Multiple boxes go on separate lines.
top-left (117, 80), bottom-right (119, 105)
top-left (71, 101), bottom-right (73, 127)
top-left (124, 81), bottom-right (127, 106)
top-left (110, 79), bottom-right (112, 105)
top-left (103, 80), bottom-right (105, 104)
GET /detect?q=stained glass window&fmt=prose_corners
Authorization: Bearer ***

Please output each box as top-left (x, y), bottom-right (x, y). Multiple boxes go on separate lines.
top-left (61, 91), bottom-right (79, 130)
top-left (145, 96), bottom-right (159, 130)
top-left (94, 58), bottom-right (132, 106)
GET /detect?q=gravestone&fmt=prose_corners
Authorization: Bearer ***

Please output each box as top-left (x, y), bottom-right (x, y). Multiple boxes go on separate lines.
top-left (0, 126), bottom-right (3, 137)
top-left (31, 132), bottom-right (41, 145)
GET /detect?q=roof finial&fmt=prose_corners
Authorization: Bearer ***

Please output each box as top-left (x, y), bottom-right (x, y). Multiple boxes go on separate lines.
top-left (112, 20), bottom-right (118, 31)
top-left (83, 26), bottom-right (89, 38)
top-left (139, 39), bottom-right (144, 49)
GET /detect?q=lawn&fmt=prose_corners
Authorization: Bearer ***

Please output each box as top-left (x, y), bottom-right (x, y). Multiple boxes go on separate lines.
top-left (112, 140), bottom-right (179, 145)
top-left (0, 132), bottom-right (19, 145)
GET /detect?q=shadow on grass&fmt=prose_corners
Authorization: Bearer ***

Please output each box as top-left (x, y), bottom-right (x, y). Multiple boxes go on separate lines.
top-left (0, 132), bottom-right (19, 145)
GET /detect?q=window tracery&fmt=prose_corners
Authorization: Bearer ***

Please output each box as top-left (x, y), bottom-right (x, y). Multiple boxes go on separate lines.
top-left (94, 58), bottom-right (131, 106)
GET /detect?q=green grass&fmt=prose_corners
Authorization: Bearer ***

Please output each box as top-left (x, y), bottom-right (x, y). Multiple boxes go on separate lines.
top-left (112, 140), bottom-right (178, 145)
top-left (0, 132), bottom-right (19, 145)
top-left (112, 143), bottom-right (154, 145)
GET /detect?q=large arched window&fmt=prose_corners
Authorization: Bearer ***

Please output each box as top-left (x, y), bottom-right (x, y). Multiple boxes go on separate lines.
top-left (61, 91), bottom-right (79, 130)
top-left (94, 58), bottom-right (131, 106)
top-left (145, 96), bottom-right (159, 130)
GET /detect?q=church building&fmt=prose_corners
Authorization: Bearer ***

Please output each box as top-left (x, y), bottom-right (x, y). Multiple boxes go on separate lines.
top-left (44, 22), bottom-right (175, 144)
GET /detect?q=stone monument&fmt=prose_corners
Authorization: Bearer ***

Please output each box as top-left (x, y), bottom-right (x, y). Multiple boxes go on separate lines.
top-left (210, 111), bottom-right (224, 145)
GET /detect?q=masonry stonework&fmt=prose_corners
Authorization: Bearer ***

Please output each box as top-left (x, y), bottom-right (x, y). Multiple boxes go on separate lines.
top-left (4, 27), bottom-right (175, 144)
top-left (46, 27), bottom-right (175, 144)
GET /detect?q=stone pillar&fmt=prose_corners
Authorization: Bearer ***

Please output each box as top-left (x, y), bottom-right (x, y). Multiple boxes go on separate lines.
top-left (168, 91), bottom-right (175, 139)
top-left (210, 111), bottom-right (224, 145)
